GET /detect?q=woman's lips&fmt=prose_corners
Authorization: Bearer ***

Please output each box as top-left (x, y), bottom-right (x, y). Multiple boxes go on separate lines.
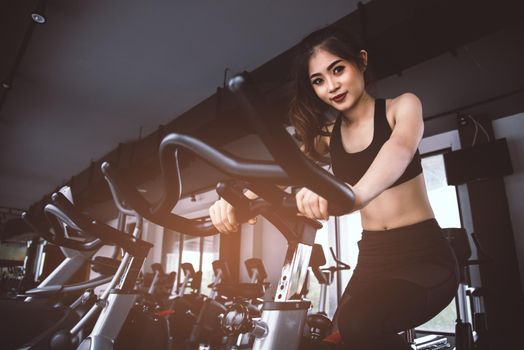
top-left (331, 92), bottom-right (347, 103)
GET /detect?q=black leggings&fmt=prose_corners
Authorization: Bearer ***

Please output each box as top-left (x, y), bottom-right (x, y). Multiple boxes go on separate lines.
top-left (335, 219), bottom-right (459, 350)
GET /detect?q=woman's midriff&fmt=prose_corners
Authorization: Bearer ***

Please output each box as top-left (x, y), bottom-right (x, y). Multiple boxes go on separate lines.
top-left (359, 174), bottom-right (435, 231)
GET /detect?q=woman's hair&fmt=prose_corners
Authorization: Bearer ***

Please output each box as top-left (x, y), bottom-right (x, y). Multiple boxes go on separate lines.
top-left (289, 26), bottom-right (368, 161)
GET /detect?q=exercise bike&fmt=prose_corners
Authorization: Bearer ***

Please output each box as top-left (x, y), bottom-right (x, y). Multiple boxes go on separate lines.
top-left (99, 72), bottom-right (356, 350)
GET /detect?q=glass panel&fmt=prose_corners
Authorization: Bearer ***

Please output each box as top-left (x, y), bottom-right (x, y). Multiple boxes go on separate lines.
top-left (181, 235), bottom-right (201, 276)
top-left (417, 153), bottom-right (462, 333)
top-left (421, 154), bottom-right (461, 228)
top-left (338, 212), bottom-right (362, 293)
top-left (163, 229), bottom-right (181, 275)
top-left (200, 234), bottom-right (220, 296)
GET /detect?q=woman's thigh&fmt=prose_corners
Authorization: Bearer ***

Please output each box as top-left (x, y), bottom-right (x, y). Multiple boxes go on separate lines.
top-left (337, 267), bottom-right (457, 347)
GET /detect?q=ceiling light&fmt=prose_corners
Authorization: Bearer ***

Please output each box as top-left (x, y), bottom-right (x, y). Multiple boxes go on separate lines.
top-left (31, 13), bottom-right (46, 24)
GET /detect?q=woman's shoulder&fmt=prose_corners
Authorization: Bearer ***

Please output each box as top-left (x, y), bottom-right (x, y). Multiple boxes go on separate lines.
top-left (386, 93), bottom-right (422, 116)
top-left (385, 93), bottom-right (423, 127)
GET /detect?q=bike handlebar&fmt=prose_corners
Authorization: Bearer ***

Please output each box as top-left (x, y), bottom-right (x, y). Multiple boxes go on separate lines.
top-left (22, 201), bottom-right (104, 252)
top-left (101, 134), bottom-right (289, 236)
top-left (49, 192), bottom-right (152, 258)
top-left (100, 73), bottom-right (355, 237)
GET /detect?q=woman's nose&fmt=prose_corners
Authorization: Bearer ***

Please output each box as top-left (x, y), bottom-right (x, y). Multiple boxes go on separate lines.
top-left (327, 78), bottom-right (340, 93)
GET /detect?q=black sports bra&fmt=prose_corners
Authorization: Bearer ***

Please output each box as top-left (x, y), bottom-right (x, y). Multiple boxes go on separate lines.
top-left (329, 98), bottom-right (422, 187)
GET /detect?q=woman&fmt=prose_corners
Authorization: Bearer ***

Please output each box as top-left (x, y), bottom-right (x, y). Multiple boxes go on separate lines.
top-left (209, 26), bottom-right (458, 350)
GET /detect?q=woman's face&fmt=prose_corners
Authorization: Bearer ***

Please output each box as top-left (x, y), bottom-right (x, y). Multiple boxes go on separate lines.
top-left (308, 47), bottom-right (366, 112)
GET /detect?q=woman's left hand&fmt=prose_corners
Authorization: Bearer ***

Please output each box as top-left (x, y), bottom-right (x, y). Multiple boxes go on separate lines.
top-left (295, 187), bottom-right (329, 220)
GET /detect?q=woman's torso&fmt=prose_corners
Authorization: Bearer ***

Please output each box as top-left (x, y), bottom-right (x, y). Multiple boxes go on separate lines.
top-left (320, 97), bottom-right (434, 231)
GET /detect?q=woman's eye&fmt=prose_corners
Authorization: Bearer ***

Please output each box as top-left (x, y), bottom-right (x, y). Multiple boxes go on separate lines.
top-left (333, 65), bottom-right (345, 74)
top-left (311, 78), bottom-right (323, 86)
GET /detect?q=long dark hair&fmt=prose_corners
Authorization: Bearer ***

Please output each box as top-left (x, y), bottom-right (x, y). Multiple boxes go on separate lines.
top-left (289, 26), bottom-right (368, 161)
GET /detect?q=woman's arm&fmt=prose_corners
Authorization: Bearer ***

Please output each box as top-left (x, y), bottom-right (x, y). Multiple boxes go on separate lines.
top-left (352, 93), bottom-right (424, 209)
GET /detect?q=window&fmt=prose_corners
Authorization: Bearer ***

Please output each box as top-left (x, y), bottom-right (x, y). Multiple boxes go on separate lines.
top-left (162, 227), bottom-right (220, 295)
top-left (338, 212), bottom-right (362, 296)
top-left (181, 235), bottom-right (201, 272)
top-left (200, 235), bottom-right (220, 295)
top-left (416, 152), bottom-right (461, 333)
top-left (164, 229), bottom-right (181, 275)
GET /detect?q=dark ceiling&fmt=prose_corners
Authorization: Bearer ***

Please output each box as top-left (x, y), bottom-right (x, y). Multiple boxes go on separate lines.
top-left (0, 0), bottom-right (522, 216)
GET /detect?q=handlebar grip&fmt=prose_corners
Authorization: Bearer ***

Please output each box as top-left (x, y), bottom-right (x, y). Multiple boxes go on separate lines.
top-left (51, 192), bottom-right (93, 230)
top-left (101, 162), bottom-right (154, 217)
top-left (216, 181), bottom-right (272, 224)
top-left (216, 181), bottom-right (253, 220)
top-left (51, 192), bottom-right (153, 257)
top-left (23, 208), bottom-right (103, 252)
top-left (45, 204), bottom-right (104, 251)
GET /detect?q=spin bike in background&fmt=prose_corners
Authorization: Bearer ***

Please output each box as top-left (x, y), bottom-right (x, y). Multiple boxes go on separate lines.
top-left (30, 188), bottom-right (166, 350)
top-left (49, 192), bottom-right (163, 350)
top-left (0, 187), bottom-right (122, 350)
top-left (441, 228), bottom-right (490, 350)
top-left (169, 262), bottom-right (205, 346)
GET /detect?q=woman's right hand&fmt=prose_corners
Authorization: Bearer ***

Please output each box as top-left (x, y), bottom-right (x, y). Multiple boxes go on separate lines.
top-left (295, 187), bottom-right (329, 221)
top-left (209, 198), bottom-right (257, 234)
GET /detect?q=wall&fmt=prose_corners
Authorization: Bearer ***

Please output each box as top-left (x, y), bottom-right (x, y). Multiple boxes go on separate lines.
top-left (493, 112), bottom-right (524, 290)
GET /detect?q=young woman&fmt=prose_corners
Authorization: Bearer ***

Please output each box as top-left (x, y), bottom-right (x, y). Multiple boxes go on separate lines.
top-left (209, 27), bottom-right (458, 350)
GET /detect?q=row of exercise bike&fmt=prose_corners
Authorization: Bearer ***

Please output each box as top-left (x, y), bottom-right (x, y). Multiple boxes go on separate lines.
top-left (0, 74), bottom-right (487, 350)
top-left (2, 184), bottom-right (349, 350)
top-left (1, 74), bottom-right (356, 350)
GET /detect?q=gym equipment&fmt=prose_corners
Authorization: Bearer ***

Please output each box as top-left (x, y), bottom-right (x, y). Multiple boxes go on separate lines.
top-left (185, 260), bottom-right (231, 349)
top-left (306, 245), bottom-right (350, 342)
top-left (100, 72), bottom-right (356, 350)
top-left (139, 263), bottom-right (177, 309)
top-left (402, 228), bottom-right (491, 350)
top-left (0, 189), bottom-right (148, 349)
top-left (169, 262), bottom-right (205, 346)
top-left (441, 228), bottom-right (490, 350)
top-left (70, 174), bottom-right (169, 350)
top-left (218, 258), bottom-right (270, 349)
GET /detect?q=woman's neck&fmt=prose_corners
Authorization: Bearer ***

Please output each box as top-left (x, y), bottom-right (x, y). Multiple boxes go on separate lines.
top-left (342, 92), bottom-right (374, 124)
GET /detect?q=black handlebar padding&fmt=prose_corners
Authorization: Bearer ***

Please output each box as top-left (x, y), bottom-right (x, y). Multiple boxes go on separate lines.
top-left (212, 260), bottom-right (233, 284)
top-left (51, 193), bottom-right (93, 231)
top-left (22, 211), bottom-right (66, 247)
top-left (101, 162), bottom-right (155, 217)
top-left (310, 244), bottom-right (330, 285)
top-left (181, 262), bottom-right (196, 276)
top-left (23, 209), bottom-right (103, 252)
top-left (159, 133), bottom-right (289, 185)
top-left (244, 258), bottom-right (268, 281)
top-left (50, 192), bottom-right (152, 258)
top-left (151, 263), bottom-right (163, 273)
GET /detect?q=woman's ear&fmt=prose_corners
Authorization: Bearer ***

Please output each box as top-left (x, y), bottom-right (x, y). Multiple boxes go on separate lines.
top-left (359, 50), bottom-right (368, 71)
